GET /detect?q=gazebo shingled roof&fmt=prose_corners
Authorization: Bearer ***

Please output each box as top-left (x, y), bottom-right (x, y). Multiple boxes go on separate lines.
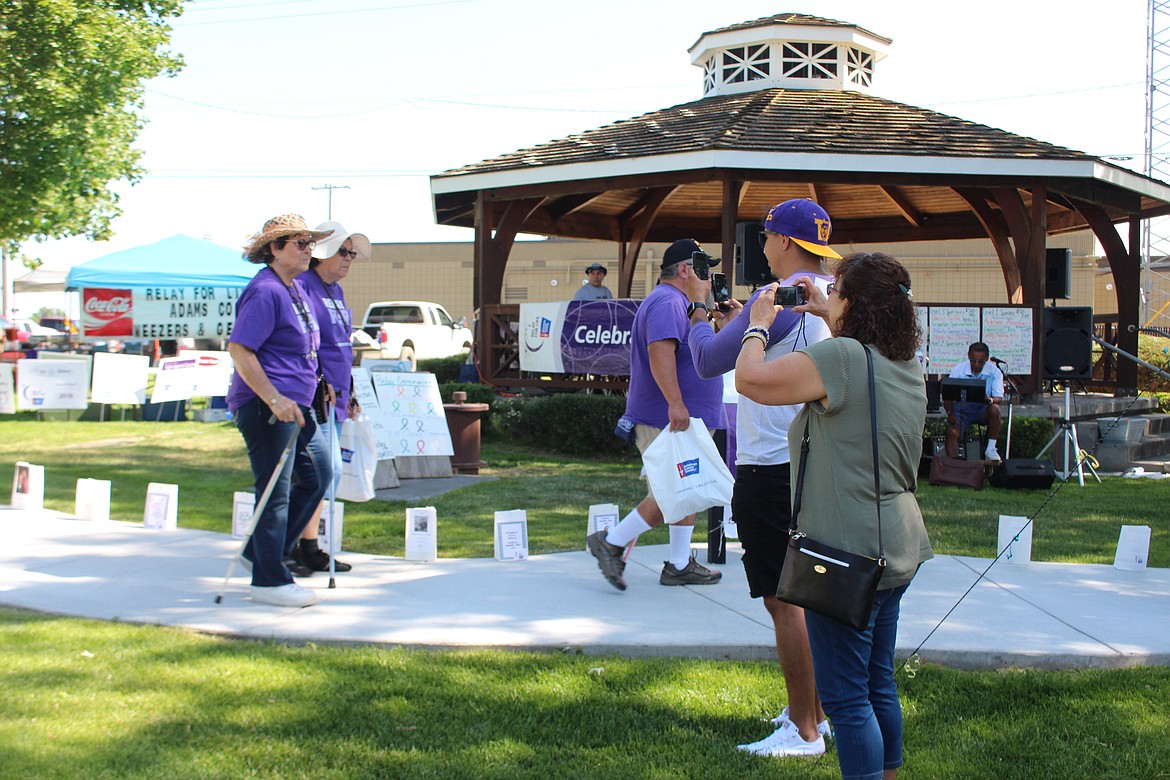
top-left (430, 13), bottom-right (1170, 395)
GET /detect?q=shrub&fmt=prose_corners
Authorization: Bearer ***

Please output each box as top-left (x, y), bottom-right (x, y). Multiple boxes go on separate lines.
top-left (491, 393), bottom-right (632, 455)
top-left (418, 355), bottom-right (468, 384)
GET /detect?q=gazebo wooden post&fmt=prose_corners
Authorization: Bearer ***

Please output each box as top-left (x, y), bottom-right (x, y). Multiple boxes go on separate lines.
top-left (473, 193), bottom-right (496, 379)
top-left (720, 178), bottom-right (742, 276)
top-left (1071, 199), bottom-right (1141, 394)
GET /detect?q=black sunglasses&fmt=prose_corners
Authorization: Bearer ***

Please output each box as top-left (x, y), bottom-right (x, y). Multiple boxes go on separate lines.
top-left (279, 238), bottom-right (315, 251)
top-left (337, 247), bottom-right (359, 259)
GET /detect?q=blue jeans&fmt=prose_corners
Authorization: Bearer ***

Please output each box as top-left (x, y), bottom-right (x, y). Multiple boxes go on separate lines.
top-left (235, 398), bottom-right (332, 587)
top-left (805, 583), bottom-right (910, 780)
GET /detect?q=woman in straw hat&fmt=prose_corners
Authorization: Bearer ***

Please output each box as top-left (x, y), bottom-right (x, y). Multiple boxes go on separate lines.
top-left (226, 214), bottom-right (335, 608)
top-left (291, 221), bottom-right (372, 574)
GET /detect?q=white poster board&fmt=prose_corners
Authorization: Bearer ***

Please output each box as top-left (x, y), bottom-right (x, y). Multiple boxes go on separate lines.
top-left (15, 358), bottom-right (89, 410)
top-left (0, 363), bottom-right (15, 414)
top-left (175, 350), bottom-right (234, 397)
top-left (494, 509), bottom-right (529, 561)
top-left (231, 491), bottom-right (254, 539)
top-left (372, 371), bottom-right (454, 457)
top-left (997, 515), bottom-right (1033, 564)
top-left (11, 461), bottom-right (45, 510)
top-left (151, 353), bottom-right (230, 403)
top-left (405, 506), bottom-right (438, 562)
top-left (586, 503), bottom-right (620, 550)
top-left (926, 307), bottom-right (981, 372)
top-left (981, 307), bottom-right (1033, 374)
top-left (143, 482), bottom-right (178, 530)
top-left (350, 366), bottom-right (396, 462)
top-left (91, 352), bottom-right (151, 405)
top-left (75, 478), bottom-right (112, 521)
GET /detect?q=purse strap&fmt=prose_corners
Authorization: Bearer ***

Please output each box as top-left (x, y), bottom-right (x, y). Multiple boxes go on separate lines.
top-left (790, 341), bottom-right (885, 562)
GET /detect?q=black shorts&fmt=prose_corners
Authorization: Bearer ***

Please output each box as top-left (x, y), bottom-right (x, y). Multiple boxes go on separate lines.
top-left (731, 463), bottom-right (793, 600)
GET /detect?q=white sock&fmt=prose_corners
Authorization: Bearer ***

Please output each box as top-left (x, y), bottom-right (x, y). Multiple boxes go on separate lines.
top-left (668, 524), bottom-right (695, 568)
top-left (605, 508), bottom-right (651, 547)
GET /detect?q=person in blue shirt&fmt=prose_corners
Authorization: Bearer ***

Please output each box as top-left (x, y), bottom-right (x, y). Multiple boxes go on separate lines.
top-left (945, 341), bottom-right (1004, 461)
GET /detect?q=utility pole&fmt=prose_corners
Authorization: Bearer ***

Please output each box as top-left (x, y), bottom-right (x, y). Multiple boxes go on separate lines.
top-left (312, 184), bottom-right (351, 221)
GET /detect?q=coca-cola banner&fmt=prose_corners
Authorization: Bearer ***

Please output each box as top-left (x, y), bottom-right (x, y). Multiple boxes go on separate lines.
top-left (519, 300), bottom-right (640, 376)
top-left (81, 287), bottom-right (242, 339)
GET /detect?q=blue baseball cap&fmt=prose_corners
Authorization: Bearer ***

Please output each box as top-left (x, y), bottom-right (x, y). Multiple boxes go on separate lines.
top-left (763, 199), bottom-right (841, 259)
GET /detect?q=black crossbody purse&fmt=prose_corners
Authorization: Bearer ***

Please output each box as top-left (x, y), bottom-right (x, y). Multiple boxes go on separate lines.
top-left (775, 343), bottom-right (886, 631)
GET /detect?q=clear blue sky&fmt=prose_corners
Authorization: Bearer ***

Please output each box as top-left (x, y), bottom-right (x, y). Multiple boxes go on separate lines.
top-left (18, 0), bottom-right (1150, 271)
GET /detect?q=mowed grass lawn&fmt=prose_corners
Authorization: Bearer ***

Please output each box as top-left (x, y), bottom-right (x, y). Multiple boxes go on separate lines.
top-left (2, 418), bottom-right (1169, 778)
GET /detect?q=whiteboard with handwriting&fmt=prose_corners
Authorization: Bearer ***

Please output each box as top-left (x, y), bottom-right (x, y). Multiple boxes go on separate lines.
top-left (981, 308), bottom-right (1033, 374)
top-left (926, 307), bottom-right (980, 371)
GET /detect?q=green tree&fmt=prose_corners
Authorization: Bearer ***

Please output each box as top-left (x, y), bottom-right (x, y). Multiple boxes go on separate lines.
top-left (0, 1), bottom-right (185, 252)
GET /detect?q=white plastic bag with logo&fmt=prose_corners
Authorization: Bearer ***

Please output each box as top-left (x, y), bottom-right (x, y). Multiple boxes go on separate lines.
top-left (640, 417), bottom-right (734, 524)
top-left (335, 415), bottom-right (377, 502)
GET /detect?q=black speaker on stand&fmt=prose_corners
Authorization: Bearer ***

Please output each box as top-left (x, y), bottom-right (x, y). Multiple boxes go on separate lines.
top-left (1042, 306), bottom-right (1092, 381)
top-left (1045, 248), bottom-right (1072, 300)
top-left (735, 221), bottom-right (772, 287)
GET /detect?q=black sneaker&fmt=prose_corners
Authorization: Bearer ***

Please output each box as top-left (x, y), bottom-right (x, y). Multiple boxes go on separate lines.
top-left (283, 555), bottom-right (314, 578)
top-left (300, 546), bottom-right (352, 573)
top-left (659, 556), bottom-right (722, 586)
top-left (586, 531), bottom-right (627, 591)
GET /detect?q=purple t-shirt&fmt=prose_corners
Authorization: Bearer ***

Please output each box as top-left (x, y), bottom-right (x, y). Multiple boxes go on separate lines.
top-left (298, 269), bottom-right (353, 420)
top-left (625, 282), bottom-right (726, 429)
top-left (226, 267), bottom-right (321, 411)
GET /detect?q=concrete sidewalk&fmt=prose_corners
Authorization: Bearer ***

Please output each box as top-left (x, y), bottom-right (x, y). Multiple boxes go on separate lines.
top-left (2, 506), bottom-right (1167, 670)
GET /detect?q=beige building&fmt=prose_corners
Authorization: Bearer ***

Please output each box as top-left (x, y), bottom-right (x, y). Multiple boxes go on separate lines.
top-left (344, 230), bottom-right (1120, 323)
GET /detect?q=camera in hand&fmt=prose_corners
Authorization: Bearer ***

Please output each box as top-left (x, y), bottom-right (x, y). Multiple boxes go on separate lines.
top-left (690, 251), bottom-right (720, 281)
top-left (776, 285), bottom-right (805, 307)
top-left (711, 272), bottom-right (730, 311)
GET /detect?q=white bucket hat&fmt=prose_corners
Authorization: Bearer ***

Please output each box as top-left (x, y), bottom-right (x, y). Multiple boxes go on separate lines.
top-left (312, 221), bottom-right (372, 261)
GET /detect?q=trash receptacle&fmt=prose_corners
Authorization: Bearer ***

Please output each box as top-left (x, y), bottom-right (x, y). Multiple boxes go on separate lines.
top-left (443, 391), bottom-right (489, 474)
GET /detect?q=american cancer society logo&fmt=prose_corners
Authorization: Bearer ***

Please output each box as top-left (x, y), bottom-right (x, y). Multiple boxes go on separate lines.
top-left (524, 316), bottom-right (554, 352)
top-left (676, 458), bottom-right (700, 478)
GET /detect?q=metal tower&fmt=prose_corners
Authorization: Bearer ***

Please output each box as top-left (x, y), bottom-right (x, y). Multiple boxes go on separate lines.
top-left (1144, 0), bottom-right (1170, 326)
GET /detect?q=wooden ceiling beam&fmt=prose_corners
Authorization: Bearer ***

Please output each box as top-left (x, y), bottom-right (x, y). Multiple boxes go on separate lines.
top-left (544, 191), bottom-right (605, 221)
top-left (954, 187), bottom-right (1022, 302)
top-left (879, 185), bottom-right (922, 228)
top-left (619, 186), bottom-right (679, 297)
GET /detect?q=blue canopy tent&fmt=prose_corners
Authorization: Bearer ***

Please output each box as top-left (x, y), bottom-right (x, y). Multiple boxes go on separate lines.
top-left (65, 235), bottom-right (260, 289)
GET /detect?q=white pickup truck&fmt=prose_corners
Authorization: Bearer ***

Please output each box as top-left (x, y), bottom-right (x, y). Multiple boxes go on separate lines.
top-left (359, 301), bottom-right (472, 368)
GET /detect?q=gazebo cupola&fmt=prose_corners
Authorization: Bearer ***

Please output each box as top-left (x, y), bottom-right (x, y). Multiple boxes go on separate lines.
top-left (688, 12), bottom-right (891, 97)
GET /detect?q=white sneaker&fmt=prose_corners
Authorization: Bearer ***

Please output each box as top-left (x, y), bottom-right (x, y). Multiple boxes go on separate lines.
top-left (250, 583), bottom-right (316, 607)
top-left (985, 442), bottom-right (1001, 462)
top-left (737, 719), bottom-right (825, 757)
top-left (770, 705), bottom-right (831, 738)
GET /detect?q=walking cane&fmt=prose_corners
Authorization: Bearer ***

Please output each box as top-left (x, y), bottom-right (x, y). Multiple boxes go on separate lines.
top-left (214, 422), bottom-right (299, 604)
top-left (326, 402), bottom-right (338, 589)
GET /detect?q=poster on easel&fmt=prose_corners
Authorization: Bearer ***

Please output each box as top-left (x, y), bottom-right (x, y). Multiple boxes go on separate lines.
top-left (91, 352), bottom-right (151, 405)
top-left (143, 482), bottom-right (178, 530)
top-left (371, 371), bottom-right (454, 457)
top-left (11, 461), bottom-right (45, 510)
top-left (15, 358), bottom-right (89, 410)
top-left (494, 509), bottom-right (529, 561)
top-left (926, 307), bottom-right (980, 372)
top-left (981, 307), bottom-right (1034, 374)
top-left (405, 506), bottom-right (438, 561)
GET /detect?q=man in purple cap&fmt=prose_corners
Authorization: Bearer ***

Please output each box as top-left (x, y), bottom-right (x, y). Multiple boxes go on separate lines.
top-left (687, 199), bottom-right (841, 758)
top-left (586, 239), bottom-right (727, 590)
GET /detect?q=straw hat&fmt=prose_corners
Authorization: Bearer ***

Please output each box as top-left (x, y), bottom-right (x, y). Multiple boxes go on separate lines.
top-left (243, 214), bottom-right (334, 258)
top-left (312, 221), bottom-right (372, 261)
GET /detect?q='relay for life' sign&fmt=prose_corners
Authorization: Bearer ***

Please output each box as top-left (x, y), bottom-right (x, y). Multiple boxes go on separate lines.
top-left (82, 287), bottom-right (242, 339)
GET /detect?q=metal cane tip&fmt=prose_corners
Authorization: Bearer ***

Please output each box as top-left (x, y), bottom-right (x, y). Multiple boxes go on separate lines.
top-left (214, 595), bottom-right (223, 604)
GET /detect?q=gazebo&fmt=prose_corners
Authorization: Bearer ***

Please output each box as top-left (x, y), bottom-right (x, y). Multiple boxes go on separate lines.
top-left (430, 12), bottom-right (1170, 394)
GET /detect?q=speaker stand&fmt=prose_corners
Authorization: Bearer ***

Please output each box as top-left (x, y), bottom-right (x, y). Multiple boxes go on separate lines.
top-left (1035, 385), bottom-right (1099, 486)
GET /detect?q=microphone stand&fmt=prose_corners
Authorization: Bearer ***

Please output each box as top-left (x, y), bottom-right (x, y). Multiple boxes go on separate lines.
top-left (993, 361), bottom-right (1019, 460)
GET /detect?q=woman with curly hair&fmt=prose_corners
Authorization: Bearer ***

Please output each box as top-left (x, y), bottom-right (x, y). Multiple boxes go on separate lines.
top-left (735, 252), bottom-right (933, 780)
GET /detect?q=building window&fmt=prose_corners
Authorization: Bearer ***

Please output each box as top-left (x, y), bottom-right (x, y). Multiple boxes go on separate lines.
top-left (703, 56), bottom-right (717, 93)
top-left (721, 44), bottom-right (770, 85)
top-left (781, 41), bottom-right (838, 80)
top-left (847, 47), bottom-right (874, 86)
